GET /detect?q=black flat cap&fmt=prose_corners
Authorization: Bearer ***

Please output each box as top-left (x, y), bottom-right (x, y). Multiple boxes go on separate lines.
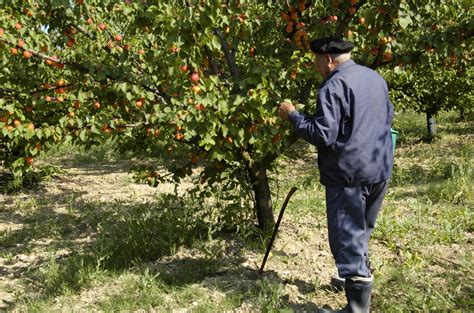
top-left (310, 36), bottom-right (354, 54)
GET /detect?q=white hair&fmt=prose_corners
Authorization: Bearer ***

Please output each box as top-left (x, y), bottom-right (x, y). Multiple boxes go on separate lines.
top-left (330, 52), bottom-right (351, 64)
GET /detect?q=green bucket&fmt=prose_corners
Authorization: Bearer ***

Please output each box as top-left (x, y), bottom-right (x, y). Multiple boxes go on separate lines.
top-left (391, 128), bottom-right (398, 154)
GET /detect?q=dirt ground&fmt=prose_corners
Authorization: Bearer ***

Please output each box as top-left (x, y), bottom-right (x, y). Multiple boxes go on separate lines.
top-left (1, 159), bottom-right (401, 311)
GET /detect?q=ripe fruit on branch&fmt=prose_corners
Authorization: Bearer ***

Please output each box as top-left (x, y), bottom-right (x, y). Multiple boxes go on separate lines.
top-left (370, 47), bottom-right (379, 55)
top-left (138, 49), bottom-right (145, 55)
top-left (10, 47), bottom-right (19, 55)
top-left (0, 28), bottom-right (4, 37)
top-left (290, 11), bottom-right (298, 21)
top-left (57, 79), bottom-right (65, 87)
top-left (22, 49), bottom-right (39, 62)
top-left (190, 155), bottom-right (200, 164)
top-left (15, 22), bottom-right (22, 30)
top-left (114, 34), bottom-right (122, 41)
top-left (194, 103), bottom-right (205, 111)
top-left (190, 72), bottom-right (200, 83)
top-left (298, 0), bottom-right (305, 12)
top-left (383, 51), bottom-right (393, 62)
top-left (249, 47), bottom-right (255, 58)
top-left (169, 45), bottom-right (180, 54)
top-left (358, 17), bottom-right (366, 24)
top-left (26, 123), bottom-right (35, 131)
top-left (379, 37), bottom-right (389, 45)
top-left (347, 6), bottom-right (356, 15)
top-left (66, 39), bottom-right (75, 47)
top-left (25, 157), bottom-right (34, 165)
top-left (247, 123), bottom-right (257, 134)
top-left (294, 29), bottom-right (309, 50)
top-left (180, 64), bottom-right (189, 72)
top-left (296, 21), bottom-right (305, 29)
top-left (281, 12), bottom-right (289, 21)
top-left (98, 23), bottom-right (107, 31)
top-left (175, 133), bottom-right (184, 140)
top-left (425, 47), bottom-right (434, 53)
top-left (13, 119), bottom-right (22, 127)
top-left (272, 133), bottom-right (282, 143)
top-left (135, 98), bottom-right (145, 108)
top-left (93, 101), bottom-right (101, 109)
top-left (192, 85), bottom-right (201, 94)
top-left (17, 39), bottom-right (25, 48)
top-left (290, 70), bottom-right (297, 80)
top-left (86, 17), bottom-right (93, 25)
top-left (55, 87), bottom-right (66, 94)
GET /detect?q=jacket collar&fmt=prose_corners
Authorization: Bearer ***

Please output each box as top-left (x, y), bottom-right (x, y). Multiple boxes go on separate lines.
top-left (321, 59), bottom-right (356, 85)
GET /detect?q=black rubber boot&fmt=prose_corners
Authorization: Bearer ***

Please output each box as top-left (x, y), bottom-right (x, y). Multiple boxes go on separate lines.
top-left (344, 276), bottom-right (373, 313)
top-left (330, 273), bottom-right (345, 291)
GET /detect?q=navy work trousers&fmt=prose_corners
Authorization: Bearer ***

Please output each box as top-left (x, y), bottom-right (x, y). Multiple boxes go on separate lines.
top-left (325, 180), bottom-right (388, 278)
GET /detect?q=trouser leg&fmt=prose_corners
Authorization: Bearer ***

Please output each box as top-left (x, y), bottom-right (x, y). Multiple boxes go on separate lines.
top-left (362, 180), bottom-right (388, 272)
top-left (326, 185), bottom-right (370, 278)
top-left (325, 180), bottom-right (389, 312)
top-left (326, 180), bottom-right (388, 278)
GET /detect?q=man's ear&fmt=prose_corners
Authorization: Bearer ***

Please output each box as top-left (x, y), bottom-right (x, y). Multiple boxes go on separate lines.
top-left (325, 54), bottom-right (332, 64)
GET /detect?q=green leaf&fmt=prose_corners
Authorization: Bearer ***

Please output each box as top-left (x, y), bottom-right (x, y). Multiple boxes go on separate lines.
top-left (79, 129), bottom-right (87, 142)
top-left (209, 36), bottom-right (221, 50)
top-left (91, 125), bottom-right (101, 135)
top-left (218, 100), bottom-right (229, 115)
top-left (233, 95), bottom-right (245, 107)
top-left (399, 16), bottom-right (412, 29)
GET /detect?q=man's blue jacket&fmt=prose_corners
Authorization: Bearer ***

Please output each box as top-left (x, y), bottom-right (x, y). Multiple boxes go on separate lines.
top-left (288, 60), bottom-right (394, 187)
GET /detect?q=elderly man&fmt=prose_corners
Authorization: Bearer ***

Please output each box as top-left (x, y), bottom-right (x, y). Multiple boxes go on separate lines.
top-left (278, 37), bottom-right (394, 312)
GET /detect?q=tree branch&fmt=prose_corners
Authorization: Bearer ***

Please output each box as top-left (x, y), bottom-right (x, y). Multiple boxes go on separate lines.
top-left (204, 46), bottom-right (219, 76)
top-left (260, 78), bottom-right (315, 169)
top-left (213, 28), bottom-right (239, 79)
top-left (334, 0), bottom-right (368, 38)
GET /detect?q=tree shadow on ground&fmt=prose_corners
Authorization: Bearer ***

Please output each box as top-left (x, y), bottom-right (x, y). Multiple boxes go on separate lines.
top-left (2, 178), bottom-right (333, 312)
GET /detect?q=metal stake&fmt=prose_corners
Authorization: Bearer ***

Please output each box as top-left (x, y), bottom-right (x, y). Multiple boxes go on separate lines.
top-left (259, 186), bottom-right (298, 275)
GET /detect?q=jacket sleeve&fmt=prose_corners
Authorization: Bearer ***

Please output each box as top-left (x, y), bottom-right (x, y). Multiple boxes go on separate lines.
top-left (288, 87), bottom-right (342, 147)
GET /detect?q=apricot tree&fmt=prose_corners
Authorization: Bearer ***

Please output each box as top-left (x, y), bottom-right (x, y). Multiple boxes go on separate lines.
top-left (1, 0), bottom-right (471, 228)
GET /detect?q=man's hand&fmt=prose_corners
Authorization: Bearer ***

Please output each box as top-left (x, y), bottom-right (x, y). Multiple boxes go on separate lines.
top-left (278, 101), bottom-right (296, 121)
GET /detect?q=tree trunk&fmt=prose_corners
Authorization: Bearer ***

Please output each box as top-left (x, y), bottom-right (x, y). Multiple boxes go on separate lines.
top-left (248, 164), bottom-right (275, 230)
top-left (459, 108), bottom-right (465, 121)
top-left (426, 112), bottom-right (437, 138)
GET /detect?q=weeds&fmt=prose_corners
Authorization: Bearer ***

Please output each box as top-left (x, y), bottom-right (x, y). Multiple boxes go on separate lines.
top-left (256, 277), bottom-right (288, 312)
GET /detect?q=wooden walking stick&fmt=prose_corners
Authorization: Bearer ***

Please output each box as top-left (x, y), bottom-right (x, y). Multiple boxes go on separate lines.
top-left (259, 186), bottom-right (298, 275)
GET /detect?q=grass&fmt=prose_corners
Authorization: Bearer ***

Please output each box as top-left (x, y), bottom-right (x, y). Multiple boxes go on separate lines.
top-left (1, 110), bottom-right (473, 312)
